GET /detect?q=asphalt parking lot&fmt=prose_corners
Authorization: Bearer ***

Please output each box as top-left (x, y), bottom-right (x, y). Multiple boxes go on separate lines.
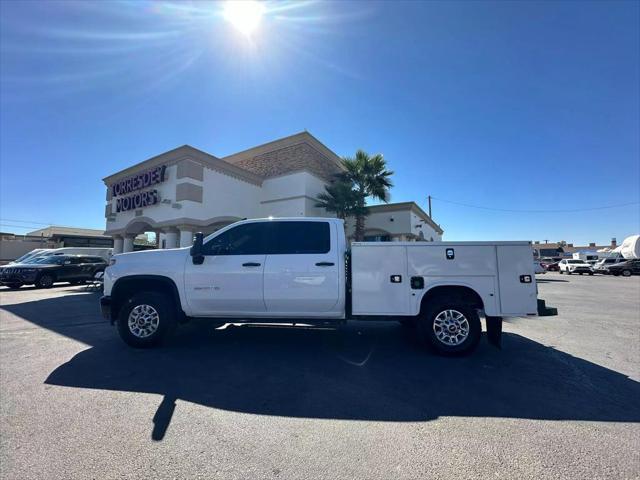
top-left (1, 273), bottom-right (639, 479)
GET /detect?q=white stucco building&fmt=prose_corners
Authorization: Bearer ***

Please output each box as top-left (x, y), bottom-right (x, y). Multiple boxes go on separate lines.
top-left (103, 132), bottom-right (443, 253)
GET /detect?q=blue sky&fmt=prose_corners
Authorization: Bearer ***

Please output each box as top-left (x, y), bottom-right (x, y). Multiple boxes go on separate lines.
top-left (1, 0), bottom-right (638, 245)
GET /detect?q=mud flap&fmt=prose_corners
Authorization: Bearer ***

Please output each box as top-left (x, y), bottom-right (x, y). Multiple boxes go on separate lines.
top-left (485, 316), bottom-right (502, 349)
top-left (537, 299), bottom-right (558, 316)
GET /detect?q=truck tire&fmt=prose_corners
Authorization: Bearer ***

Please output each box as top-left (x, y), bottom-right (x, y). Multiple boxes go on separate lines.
top-left (622, 269), bottom-right (632, 277)
top-left (117, 291), bottom-right (177, 348)
top-left (36, 274), bottom-right (55, 288)
top-left (417, 301), bottom-right (481, 356)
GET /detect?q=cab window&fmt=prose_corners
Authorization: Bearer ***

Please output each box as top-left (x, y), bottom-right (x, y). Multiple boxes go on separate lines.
top-left (203, 223), bottom-right (270, 255)
top-left (271, 221), bottom-right (330, 254)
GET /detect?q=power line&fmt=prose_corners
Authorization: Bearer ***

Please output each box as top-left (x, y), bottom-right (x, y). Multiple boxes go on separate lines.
top-left (430, 197), bottom-right (640, 214)
top-left (0, 223), bottom-right (41, 230)
top-left (0, 218), bottom-right (53, 226)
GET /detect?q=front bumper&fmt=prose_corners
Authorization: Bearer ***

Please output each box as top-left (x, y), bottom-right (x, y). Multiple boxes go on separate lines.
top-left (100, 295), bottom-right (112, 322)
top-left (569, 268), bottom-right (592, 274)
top-left (0, 272), bottom-right (37, 285)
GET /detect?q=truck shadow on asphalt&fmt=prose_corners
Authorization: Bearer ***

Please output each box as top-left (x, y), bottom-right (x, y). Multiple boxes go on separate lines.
top-left (2, 292), bottom-right (640, 441)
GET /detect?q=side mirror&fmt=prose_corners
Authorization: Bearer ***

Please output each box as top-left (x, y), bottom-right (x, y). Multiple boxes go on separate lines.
top-left (190, 232), bottom-right (204, 265)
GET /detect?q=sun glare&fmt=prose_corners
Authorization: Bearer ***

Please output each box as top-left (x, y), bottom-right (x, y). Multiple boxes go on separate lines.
top-left (224, 1), bottom-right (266, 36)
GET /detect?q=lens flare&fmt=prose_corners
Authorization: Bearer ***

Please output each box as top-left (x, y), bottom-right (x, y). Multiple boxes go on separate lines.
top-left (223, 1), bottom-right (266, 36)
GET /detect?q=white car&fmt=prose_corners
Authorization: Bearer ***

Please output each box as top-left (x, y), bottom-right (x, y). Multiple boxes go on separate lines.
top-left (101, 218), bottom-right (556, 356)
top-left (558, 259), bottom-right (593, 275)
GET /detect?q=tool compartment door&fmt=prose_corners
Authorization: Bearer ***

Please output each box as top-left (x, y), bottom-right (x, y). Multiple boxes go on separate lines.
top-left (496, 245), bottom-right (537, 315)
top-left (351, 244), bottom-right (410, 315)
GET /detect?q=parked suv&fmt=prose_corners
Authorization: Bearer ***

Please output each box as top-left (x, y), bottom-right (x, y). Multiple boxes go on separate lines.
top-left (606, 259), bottom-right (640, 277)
top-left (0, 255), bottom-right (107, 289)
top-left (558, 259), bottom-right (593, 275)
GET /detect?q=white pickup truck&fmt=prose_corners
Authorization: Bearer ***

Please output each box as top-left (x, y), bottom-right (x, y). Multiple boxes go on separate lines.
top-left (101, 218), bottom-right (556, 356)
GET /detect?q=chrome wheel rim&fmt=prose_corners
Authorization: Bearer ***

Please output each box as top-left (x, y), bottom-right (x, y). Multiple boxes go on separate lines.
top-left (433, 309), bottom-right (470, 346)
top-left (128, 304), bottom-right (160, 338)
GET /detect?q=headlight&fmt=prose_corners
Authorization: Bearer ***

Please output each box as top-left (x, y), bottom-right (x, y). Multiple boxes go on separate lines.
top-left (108, 258), bottom-right (116, 266)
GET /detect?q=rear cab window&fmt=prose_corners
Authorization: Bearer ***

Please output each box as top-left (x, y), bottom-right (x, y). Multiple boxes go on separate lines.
top-left (271, 221), bottom-right (330, 254)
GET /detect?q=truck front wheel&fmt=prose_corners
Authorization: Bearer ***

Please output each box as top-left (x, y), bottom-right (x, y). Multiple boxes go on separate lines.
top-left (418, 301), bottom-right (481, 356)
top-left (117, 292), bottom-right (177, 348)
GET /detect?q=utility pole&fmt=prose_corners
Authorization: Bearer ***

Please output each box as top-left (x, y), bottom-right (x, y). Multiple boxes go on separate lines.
top-left (428, 195), bottom-right (432, 218)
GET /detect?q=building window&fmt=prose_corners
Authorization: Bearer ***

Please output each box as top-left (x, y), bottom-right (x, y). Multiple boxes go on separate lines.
top-left (364, 234), bottom-right (391, 242)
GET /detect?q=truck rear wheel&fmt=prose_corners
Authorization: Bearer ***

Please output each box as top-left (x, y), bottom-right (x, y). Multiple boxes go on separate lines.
top-left (418, 301), bottom-right (481, 356)
top-left (117, 291), bottom-right (177, 348)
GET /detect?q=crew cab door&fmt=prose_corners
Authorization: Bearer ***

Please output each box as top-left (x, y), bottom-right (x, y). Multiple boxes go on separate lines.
top-left (263, 220), bottom-right (340, 315)
top-left (184, 222), bottom-right (268, 316)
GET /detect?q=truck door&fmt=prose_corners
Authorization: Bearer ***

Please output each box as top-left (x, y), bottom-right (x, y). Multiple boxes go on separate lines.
top-left (263, 220), bottom-right (340, 315)
top-left (184, 222), bottom-right (268, 316)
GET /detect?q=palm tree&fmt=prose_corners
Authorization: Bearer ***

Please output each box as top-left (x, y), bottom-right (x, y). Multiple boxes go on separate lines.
top-left (315, 180), bottom-right (366, 224)
top-left (340, 150), bottom-right (394, 241)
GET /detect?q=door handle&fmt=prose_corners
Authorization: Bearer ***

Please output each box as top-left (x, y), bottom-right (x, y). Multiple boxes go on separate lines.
top-left (242, 262), bottom-right (261, 267)
top-left (315, 262), bottom-right (335, 267)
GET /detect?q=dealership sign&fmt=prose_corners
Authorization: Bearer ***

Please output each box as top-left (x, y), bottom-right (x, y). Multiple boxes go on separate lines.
top-left (111, 165), bottom-right (166, 213)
